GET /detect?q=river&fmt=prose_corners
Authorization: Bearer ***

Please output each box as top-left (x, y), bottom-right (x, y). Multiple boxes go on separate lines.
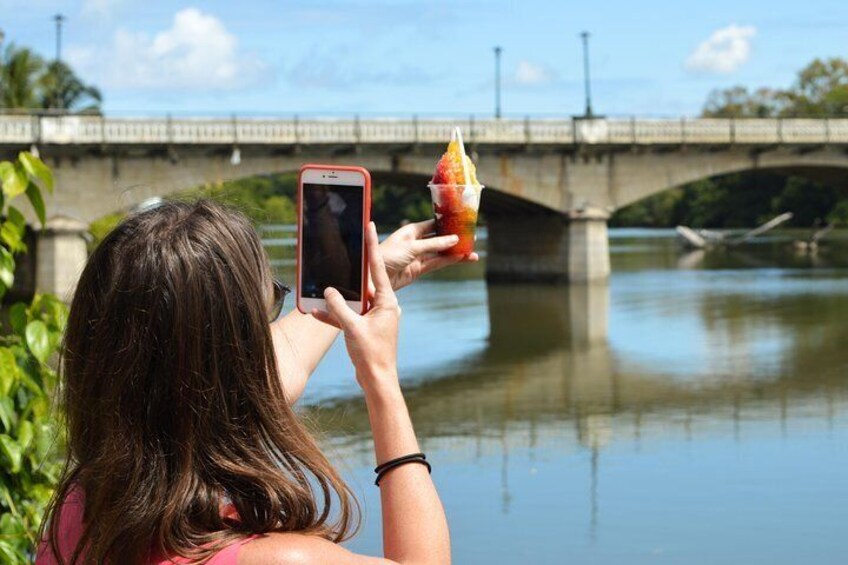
top-left (265, 227), bottom-right (848, 564)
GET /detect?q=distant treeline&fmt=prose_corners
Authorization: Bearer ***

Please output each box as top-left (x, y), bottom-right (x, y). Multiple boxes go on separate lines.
top-left (612, 58), bottom-right (848, 228)
top-left (611, 174), bottom-right (848, 228)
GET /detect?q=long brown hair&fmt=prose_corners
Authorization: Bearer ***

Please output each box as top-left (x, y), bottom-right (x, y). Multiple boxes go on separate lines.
top-left (42, 200), bottom-right (358, 564)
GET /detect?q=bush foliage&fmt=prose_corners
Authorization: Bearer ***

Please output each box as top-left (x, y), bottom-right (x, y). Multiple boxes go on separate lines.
top-left (0, 152), bottom-right (66, 563)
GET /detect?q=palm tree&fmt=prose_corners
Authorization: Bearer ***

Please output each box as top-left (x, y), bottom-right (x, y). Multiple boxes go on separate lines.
top-left (0, 43), bottom-right (44, 109)
top-left (39, 61), bottom-right (101, 113)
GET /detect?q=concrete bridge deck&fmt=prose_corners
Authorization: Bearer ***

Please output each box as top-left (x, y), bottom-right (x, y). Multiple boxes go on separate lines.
top-left (2, 115), bottom-right (848, 297)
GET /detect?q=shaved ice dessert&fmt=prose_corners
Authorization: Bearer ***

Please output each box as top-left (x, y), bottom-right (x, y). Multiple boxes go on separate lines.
top-left (429, 127), bottom-right (484, 256)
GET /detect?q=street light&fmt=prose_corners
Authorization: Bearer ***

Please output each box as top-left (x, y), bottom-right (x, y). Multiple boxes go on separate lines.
top-left (53, 14), bottom-right (66, 63)
top-left (52, 14), bottom-right (66, 112)
top-left (580, 31), bottom-right (593, 118)
top-left (0, 28), bottom-right (5, 110)
top-left (494, 46), bottom-right (503, 119)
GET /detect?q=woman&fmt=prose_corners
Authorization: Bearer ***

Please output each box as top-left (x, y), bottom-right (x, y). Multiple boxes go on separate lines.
top-left (37, 199), bottom-right (471, 564)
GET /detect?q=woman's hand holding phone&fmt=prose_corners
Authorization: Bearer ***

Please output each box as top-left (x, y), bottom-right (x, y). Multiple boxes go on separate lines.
top-left (313, 222), bottom-right (401, 393)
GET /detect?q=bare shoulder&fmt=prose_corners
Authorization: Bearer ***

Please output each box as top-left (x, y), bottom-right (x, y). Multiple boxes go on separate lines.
top-left (238, 532), bottom-right (392, 565)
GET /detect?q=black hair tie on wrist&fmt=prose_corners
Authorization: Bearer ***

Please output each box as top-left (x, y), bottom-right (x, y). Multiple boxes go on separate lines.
top-left (374, 453), bottom-right (431, 486)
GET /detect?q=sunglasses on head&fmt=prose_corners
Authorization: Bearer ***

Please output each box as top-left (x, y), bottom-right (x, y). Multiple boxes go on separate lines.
top-left (269, 279), bottom-right (291, 323)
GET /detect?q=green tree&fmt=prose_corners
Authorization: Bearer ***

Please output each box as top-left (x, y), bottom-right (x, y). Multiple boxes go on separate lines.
top-left (1, 42), bottom-right (101, 112)
top-left (769, 176), bottom-right (840, 226)
top-left (38, 61), bottom-right (102, 112)
top-left (780, 58), bottom-right (848, 117)
top-left (0, 44), bottom-right (43, 109)
top-left (701, 57), bottom-right (848, 118)
top-left (828, 200), bottom-right (848, 224)
top-left (702, 86), bottom-right (782, 118)
top-left (263, 195), bottom-right (297, 223)
top-left (0, 152), bottom-right (66, 563)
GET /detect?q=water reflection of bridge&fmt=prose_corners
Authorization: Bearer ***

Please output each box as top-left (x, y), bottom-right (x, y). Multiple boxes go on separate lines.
top-left (315, 278), bottom-right (847, 526)
top-left (315, 282), bottom-right (848, 457)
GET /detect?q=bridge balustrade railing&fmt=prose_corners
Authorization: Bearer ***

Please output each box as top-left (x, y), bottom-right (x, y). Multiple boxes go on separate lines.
top-left (104, 118), bottom-right (169, 143)
top-left (827, 119), bottom-right (848, 143)
top-left (733, 119), bottom-right (779, 143)
top-left (526, 120), bottom-right (573, 144)
top-left (0, 115), bottom-right (34, 143)
top-left (679, 119), bottom-right (733, 144)
top-left (4, 115), bottom-right (848, 146)
top-left (358, 119), bottom-right (415, 143)
top-left (467, 119), bottom-right (528, 144)
top-left (414, 120), bottom-right (465, 144)
top-left (236, 120), bottom-right (297, 144)
top-left (779, 119), bottom-right (827, 143)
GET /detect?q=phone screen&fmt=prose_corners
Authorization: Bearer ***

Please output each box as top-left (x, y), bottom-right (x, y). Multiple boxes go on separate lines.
top-left (301, 183), bottom-right (364, 301)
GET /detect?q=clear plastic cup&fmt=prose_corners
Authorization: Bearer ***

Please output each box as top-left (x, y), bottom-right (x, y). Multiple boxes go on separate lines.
top-left (429, 183), bottom-right (484, 256)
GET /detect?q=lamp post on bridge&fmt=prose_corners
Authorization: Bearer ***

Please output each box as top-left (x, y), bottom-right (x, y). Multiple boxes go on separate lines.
top-left (53, 14), bottom-right (66, 63)
top-left (494, 46), bottom-right (503, 119)
top-left (51, 14), bottom-right (66, 112)
top-left (580, 31), bottom-right (594, 118)
top-left (0, 28), bottom-right (5, 109)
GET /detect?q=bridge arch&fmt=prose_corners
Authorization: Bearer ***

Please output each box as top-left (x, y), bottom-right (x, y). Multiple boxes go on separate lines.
top-left (602, 148), bottom-right (848, 211)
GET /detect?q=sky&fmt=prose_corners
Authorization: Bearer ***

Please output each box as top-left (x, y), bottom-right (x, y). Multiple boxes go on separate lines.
top-left (1, 0), bottom-right (847, 118)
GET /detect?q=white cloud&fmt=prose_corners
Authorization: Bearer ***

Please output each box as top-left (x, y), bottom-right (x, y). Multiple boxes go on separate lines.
top-left (514, 60), bottom-right (555, 85)
top-left (68, 8), bottom-right (268, 90)
top-left (685, 24), bottom-right (757, 74)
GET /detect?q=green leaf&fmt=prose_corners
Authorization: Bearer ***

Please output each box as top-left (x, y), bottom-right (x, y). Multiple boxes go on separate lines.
top-left (16, 420), bottom-right (33, 450)
top-left (0, 161), bottom-right (28, 199)
top-left (0, 348), bottom-right (19, 396)
top-left (19, 152), bottom-right (54, 194)
top-left (0, 434), bottom-right (23, 473)
top-left (0, 247), bottom-right (14, 289)
top-left (25, 183), bottom-right (46, 227)
top-left (0, 540), bottom-right (21, 565)
top-left (0, 220), bottom-right (25, 253)
top-left (8, 303), bottom-right (27, 336)
top-left (25, 321), bottom-right (50, 364)
top-left (6, 206), bottom-right (25, 230)
top-left (17, 366), bottom-right (44, 394)
top-left (0, 397), bottom-right (14, 432)
top-left (0, 512), bottom-right (20, 535)
top-left (36, 293), bottom-right (69, 331)
top-left (33, 421), bottom-right (54, 461)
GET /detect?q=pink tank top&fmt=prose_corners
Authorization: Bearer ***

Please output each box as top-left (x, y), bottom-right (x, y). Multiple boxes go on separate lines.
top-left (35, 488), bottom-right (255, 564)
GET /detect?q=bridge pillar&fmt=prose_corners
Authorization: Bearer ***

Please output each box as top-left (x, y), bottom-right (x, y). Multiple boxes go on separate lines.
top-left (566, 208), bottom-right (611, 283)
top-left (36, 216), bottom-right (89, 301)
top-left (485, 208), bottom-right (610, 283)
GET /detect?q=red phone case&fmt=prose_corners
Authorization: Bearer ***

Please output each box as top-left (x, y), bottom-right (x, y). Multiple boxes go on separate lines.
top-left (296, 164), bottom-right (372, 315)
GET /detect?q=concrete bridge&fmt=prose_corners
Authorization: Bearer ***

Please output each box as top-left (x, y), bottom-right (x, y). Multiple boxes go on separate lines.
top-left (2, 114), bottom-right (848, 297)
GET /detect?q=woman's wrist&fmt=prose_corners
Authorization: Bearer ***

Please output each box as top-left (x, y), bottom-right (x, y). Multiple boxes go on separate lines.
top-left (360, 372), bottom-right (404, 406)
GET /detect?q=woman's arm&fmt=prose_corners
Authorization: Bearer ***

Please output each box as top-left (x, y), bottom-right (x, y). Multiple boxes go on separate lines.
top-left (364, 378), bottom-right (451, 564)
top-left (313, 223), bottom-right (451, 564)
top-left (273, 220), bottom-right (476, 404)
top-left (270, 310), bottom-right (339, 404)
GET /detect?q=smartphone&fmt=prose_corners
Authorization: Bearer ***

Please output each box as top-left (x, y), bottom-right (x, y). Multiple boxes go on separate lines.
top-left (296, 164), bottom-right (371, 315)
